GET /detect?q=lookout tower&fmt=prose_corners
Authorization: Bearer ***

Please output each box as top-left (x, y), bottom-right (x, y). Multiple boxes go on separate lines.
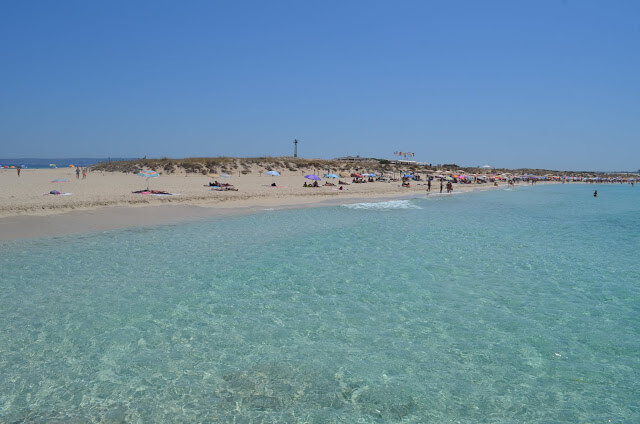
top-left (293, 139), bottom-right (298, 158)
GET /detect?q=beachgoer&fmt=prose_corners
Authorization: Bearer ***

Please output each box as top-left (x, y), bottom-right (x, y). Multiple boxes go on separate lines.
top-left (271, 182), bottom-right (277, 187)
top-left (427, 179), bottom-right (431, 192)
top-left (440, 180), bottom-right (443, 193)
top-left (594, 190), bottom-right (598, 197)
top-left (17, 166), bottom-right (21, 177)
top-left (76, 167), bottom-right (80, 179)
top-left (82, 168), bottom-right (87, 179)
top-left (339, 186), bottom-right (343, 190)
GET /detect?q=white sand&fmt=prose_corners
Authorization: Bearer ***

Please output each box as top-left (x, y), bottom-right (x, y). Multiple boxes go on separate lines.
top-left (0, 167), bottom-right (500, 240)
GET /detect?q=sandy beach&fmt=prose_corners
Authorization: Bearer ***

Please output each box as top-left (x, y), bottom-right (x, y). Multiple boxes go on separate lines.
top-left (0, 167), bottom-right (505, 240)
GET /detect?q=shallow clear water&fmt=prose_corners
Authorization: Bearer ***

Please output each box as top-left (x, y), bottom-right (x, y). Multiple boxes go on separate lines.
top-left (1, 184), bottom-right (638, 423)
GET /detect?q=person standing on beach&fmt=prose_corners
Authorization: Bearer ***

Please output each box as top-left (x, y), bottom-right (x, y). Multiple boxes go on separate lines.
top-left (17, 166), bottom-right (21, 177)
top-left (76, 167), bottom-right (80, 179)
top-left (427, 179), bottom-right (431, 192)
top-left (440, 180), bottom-right (443, 193)
top-left (82, 168), bottom-right (87, 179)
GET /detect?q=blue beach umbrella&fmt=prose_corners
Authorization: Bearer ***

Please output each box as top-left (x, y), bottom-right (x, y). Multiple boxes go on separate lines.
top-left (138, 170), bottom-right (159, 190)
top-left (50, 178), bottom-right (71, 194)
top-left (326, 174), bottom-right (339, 178)
top-left (267, 170), bottom-right (280, 185)
top-left (304, 174), bottom-right (321, 181)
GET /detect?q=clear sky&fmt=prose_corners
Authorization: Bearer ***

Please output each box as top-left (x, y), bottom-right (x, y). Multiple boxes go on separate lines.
top-left (1, 0), bottom-right (638, 171)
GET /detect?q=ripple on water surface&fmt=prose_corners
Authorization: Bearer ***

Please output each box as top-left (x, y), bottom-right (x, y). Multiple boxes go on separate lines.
top-left (0, 184), bottom-right (638, 422)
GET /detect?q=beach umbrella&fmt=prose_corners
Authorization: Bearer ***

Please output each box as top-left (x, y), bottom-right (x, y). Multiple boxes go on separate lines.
top-left (326, 173), bottom-right (339, 178)
top-left (304, 174), bottom-right (321, 181)
top-left (138, 170), bottom-right (159, 190)
top-left (50, 178), bottom-right (70, 194)
top-left (220, 173), bottom-right (232, 178)
top-left (267, 170), bottom-right (280, 185)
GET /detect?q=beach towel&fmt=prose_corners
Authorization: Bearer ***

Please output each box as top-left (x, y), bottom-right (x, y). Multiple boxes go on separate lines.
top-left (132, 190), bottom-right (178, 196)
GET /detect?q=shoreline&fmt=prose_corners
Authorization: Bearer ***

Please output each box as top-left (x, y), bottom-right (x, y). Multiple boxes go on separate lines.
top-left (0, 192), bottom-right (437, 241)
top-left (0, 168), bottom-right (534, 241)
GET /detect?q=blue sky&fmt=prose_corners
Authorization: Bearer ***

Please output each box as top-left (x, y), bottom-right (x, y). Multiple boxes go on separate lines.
top-left (1, 0), bottom-right (638, 171)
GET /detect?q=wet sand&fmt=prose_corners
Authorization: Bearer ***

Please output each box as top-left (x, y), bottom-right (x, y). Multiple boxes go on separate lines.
top-left (0, 168), bottom-right (499, 240)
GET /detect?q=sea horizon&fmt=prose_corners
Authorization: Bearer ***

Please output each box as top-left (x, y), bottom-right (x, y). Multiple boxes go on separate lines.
top-left (1, 157), bottom-right (637, 175)
top-left (0, 158), bottom-right (136, 169)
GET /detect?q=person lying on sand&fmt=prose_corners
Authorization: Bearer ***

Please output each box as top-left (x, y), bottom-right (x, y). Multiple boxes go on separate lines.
top-left (323, 182), bottom-right (335, 186)
top-left (132, 189), bottom-right (173, 195)
top-left (211, 186), bottom-right (238, 191)
top-left (338, 180), bottom-right (350, 185)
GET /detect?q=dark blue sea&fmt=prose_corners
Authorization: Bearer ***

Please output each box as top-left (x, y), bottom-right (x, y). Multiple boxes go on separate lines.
top-left (0, 158), bottom-right (135, 169)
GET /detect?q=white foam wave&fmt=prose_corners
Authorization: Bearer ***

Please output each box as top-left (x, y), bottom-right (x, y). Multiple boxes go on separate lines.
top-left (341, 199), bottom-right (422, 210)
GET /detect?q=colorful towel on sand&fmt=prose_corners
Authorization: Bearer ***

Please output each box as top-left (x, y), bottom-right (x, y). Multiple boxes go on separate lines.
top-left (132, 190), bottom-right (179, 196)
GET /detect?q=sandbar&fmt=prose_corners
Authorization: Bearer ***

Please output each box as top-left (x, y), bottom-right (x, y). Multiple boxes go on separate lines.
top-left (0, 168), bottom-right (500, 240)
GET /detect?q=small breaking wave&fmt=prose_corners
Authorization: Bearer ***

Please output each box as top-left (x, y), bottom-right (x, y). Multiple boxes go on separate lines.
top-left (341, 199), bottom-right (422, 210)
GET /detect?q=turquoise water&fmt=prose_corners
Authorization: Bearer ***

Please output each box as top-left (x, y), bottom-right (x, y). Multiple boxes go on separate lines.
top-left (1, 184), bottom-right (638, 423)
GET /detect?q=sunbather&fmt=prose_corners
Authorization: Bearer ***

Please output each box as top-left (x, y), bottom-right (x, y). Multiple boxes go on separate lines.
top-left (212, 186), bottom-right (238, 191)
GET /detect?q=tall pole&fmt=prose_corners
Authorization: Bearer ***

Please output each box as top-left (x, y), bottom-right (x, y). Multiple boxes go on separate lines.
top-left (294, 139), bottom-right (298, 158)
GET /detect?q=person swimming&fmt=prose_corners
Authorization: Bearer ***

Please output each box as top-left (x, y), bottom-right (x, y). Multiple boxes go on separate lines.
top-left (594, 190), bottom-right (598, 197)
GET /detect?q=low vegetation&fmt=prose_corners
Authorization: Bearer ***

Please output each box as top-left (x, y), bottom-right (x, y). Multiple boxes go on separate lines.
top-left (91, 157), bottom-right (637, 178)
